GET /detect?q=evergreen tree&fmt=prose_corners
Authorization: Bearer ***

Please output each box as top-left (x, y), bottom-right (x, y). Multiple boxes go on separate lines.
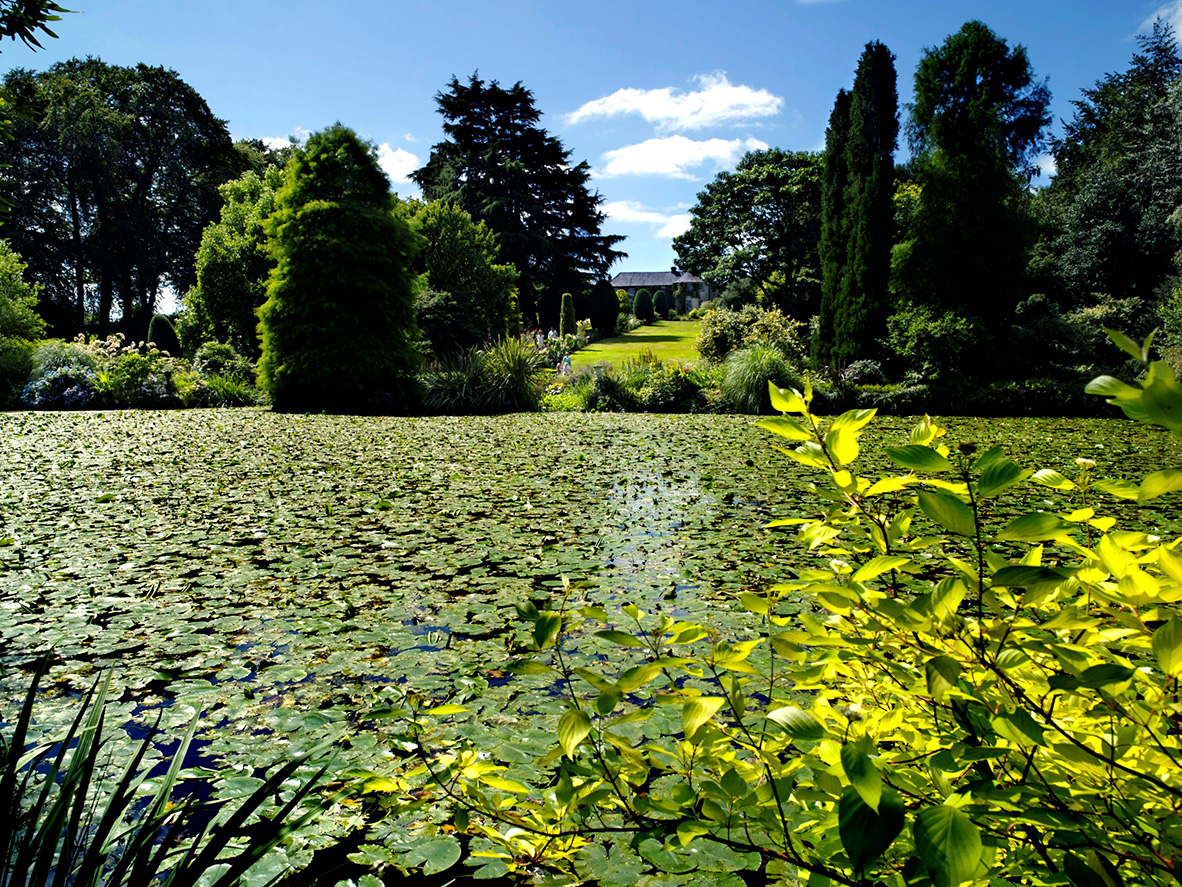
top-left (412, 74), bottom-right (625, 327)
top-left (893, 21), bottom-right (1049, 374)
top-left (588, 279), bottom-right (618, 338)
top-left (257, 125), bottom-right (420, 413)
top-left (633, 289), bottom-right (655, 324)
top-left (832, 42), bottom-right (898, 368)
top-left (559, 292), bottom-right (576, 337)
top-left (816, 90), bottom-right (851, 368)
top-left (653, 289), bottom-right (669, 318)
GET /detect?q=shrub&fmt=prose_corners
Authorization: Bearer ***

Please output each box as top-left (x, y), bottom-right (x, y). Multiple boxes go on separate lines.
top-left (0, 240), bottom-right (46, 341)
top-left (146, 313), bottom-right (182, 357)
top-left (29, 340), bottom-right (95, 378)
top-left (653, 289), bottom-right (669, 318)
top-left (178, 373), bottom-right (262, 408)
top-left (719, 344), bottom-right (802, 413)
top-left (420, 348), bottom-right (491, 414)
top-left (483, 337), bottom-right (546, 412)
top-left (0, 338), bottom-right (34, 408)
top-left (21, 364), bottom-right (98, 409)
top-left (633, 289), bottom-right (654, 323)
top-left (588, 281), bottom-right (621, 339)
top-left (559, 292), bottom-right (577, 338)
top-left (193, 340), bottom-right (255, 385)
top-left (416, 289), bottom-right (486, 358)
top-left (697, 304), bottom-right (806, 364)
top-left (411, 331), bottom-right (1182, 887)
top-left (841, 358), bottom-right (887, 385)
top-left (102, 352), bottom-right (178, 408)
top-left (883, 301), bottom-right (981, 383)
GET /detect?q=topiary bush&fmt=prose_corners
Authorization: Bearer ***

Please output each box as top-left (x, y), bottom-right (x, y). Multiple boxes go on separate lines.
top-left (146, 313), bottom-right (182, 358)
top-left (633, 289), bottom-right (655, 324)
top-left (652, 289), bottom-right (669, 319)
top-left (559, 292), bottom-right (577, 338)
top-left (719, 344), bottom-right (802, 413)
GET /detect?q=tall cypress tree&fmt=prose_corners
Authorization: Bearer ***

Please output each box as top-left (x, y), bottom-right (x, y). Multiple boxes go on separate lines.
top-left (816, 89), bottom-right (851, 368)
top-left (833, 42), bottom-right (898, 367)
top-left (817, 43), bottom-right (899, 370)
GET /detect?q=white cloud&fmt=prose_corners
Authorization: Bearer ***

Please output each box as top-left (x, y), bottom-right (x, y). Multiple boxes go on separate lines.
top-left (1142, 1), bottom-right (1182, 33)
top-left (404, 133), bottom-right (418, 143)
top-left (567, 73), bottom-right (783, 132)
top-left (260, 127), bottom-right (310, 151)
top-left (603, 201), bottom-right (693, 240)
top-left (598, 135), bottom-right (768, 179)
top-left (376, 143), bottom-right (420, 184)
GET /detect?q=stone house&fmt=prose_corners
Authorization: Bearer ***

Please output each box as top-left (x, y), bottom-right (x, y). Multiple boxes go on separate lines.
top-left (610, 269), bottom-right (713, 312)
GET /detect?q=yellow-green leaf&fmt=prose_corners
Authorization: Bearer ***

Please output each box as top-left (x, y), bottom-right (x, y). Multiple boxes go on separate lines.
top-left (995, 512), bottom-right (1072, 542)
top-left (917, 490), bottom-right (975, 537)
top-left (769, 382), bottom-right (807, 414)
top-left (852, 556), bottom-right (911, 582)
top-left (840, 743), bottom-right (882, 812)
top-left (914, 805), bottom-right (983, 887)
top-left (1139, 468), bottom-right (1182, 503)
top-left (1154, 616), bottom-right (1182, 677)
top-left (886, 445), bottom-right (953, 473)
top-left (683, 696), bottom-right (726, 740)
top-left (755, 416), bottom-right (812, 441)
top-left (557, 709), bottom-right (591, 758)
top-left (767, 705), bottom-right (825, 740)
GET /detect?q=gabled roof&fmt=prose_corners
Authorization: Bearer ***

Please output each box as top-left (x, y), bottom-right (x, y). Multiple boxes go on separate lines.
top-left (610, 271), bottom-right (705, 288)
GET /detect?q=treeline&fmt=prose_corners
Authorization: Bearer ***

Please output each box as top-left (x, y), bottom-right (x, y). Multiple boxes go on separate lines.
top-left (675, 20), bottom-right (1182, 399)
top-left (0, 63), bottom-right (630, 410)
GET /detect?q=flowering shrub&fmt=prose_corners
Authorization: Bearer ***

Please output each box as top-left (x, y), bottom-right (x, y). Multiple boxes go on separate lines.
top-left (21, 365), bottom-right (99, 409)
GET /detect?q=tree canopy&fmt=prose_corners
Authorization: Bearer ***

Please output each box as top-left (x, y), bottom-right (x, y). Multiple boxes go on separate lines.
top-left (412, 73), bottom-right (625, 328)
top-left (0, 58), bottom-right (241, 336)
top-left (893, 21), bottom-right (1049, 364)
top-left (0, 0), bottom-right (68, 53)
top-left (673, 148), bottom-right (822, 319)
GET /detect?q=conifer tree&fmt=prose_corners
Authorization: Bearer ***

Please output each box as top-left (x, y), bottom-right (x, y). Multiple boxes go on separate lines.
top-left (257, 124), bottom-right (420, 413)
top-left (559, 292), bottom-right (576, 337)
top-left (816, 89), bottom-right (851, 368)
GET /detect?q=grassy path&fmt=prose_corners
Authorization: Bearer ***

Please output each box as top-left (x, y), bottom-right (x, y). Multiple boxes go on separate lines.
top-left (570, 319), bottom-right (701, 369)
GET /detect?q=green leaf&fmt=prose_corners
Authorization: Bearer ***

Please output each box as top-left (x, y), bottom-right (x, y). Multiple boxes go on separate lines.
top-left (838, 786), bottom-right (904, 878)
top-left (992, 708), bottom-right (1046, 747)
top-left (832, 407), bottom-right (877, 431)
top-left (768, 382), bottom-right (807, 414)
top-left (1153, 616), bottom-right (1182, 677)
top-left (1138, 468), bottom-right (1182, 503)
top-left (533, 612), bottom-right (562, 649)
top-left (991, 565), bottom-right (1072, 588)
top-left (594, 629), bottom-right (645, 647)
top-left (683, 697), bottom-right (726, 740)
top-left (925, 656), bottom-right (961, 703)
top-left (917, 490), bottom-right (975, 537)
top-left (913, 805), bottom-right (983, 887)
top-left (738, 591), bottom-right (769, 615)
top-left (1063, 853), bottom-right (1112, 887)
top-left (995, 512), bottom-right (1071, 542)
top-left (766, 706), bottom-right (825, 741)
top-left (557, 709), bottom-right (592, 758)
top-left (1030, 468), bottom-right (1076, 490)
top-left (840, 743), bottom-right (882, 812)
top-left (886, 445), bottom-right (953, 472)
top-left (1078, 664), bottom-right (1136, 688)
top-left (977, 457), bottom-right (1029, 497)
top-left (1105, 327), bottom-right (1147, 362)
top-left (755, 416), bottom-right (812, 441)
top-left (852, 556), bottom-right (911, 583)
top-left (825, 426), bottom-right (859, 467)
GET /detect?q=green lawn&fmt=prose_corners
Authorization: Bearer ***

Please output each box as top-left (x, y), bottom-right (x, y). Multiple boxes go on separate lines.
top-left (570, 319), bottom-right (702, 369)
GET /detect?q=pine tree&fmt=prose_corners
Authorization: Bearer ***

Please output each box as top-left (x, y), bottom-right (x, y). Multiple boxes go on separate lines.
top-left (815, 89), bottom-right (851, 368)
top-left (257, 124), bottom-right (421, 413)
top-left (413, 74), bottom-right (625, 328)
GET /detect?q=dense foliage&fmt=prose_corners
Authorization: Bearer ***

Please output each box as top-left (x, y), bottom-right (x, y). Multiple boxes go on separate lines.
top-left (674, 149), bottom-right (822, 319)
top-left (181, 166), bottom-right (283, 358)
top-left (412, 74), bottom-right (625, 328)
top-left (257, 125), bottom-right (421, 413)
top-left (0, 59), bottom-right (241, 337)
top-left (0, 239), bottom-right (44, 341)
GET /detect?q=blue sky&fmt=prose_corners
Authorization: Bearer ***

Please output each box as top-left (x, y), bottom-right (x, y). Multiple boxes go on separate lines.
top-left (8, 0), bottom-right (1180, 277)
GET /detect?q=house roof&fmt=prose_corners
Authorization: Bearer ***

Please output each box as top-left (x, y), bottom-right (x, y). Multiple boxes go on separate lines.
top-left (610, 271), bottom-right (705, 288)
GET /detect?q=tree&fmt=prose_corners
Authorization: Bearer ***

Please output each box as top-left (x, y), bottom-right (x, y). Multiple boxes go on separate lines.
top-left (182, 166), bottom-right (283, 357)
top-left (0, 1), bottom-right (68, 52)
top-left (653, 289), bottom-right (669, 319)
top-left (673, 149), bottom-right (822, 319)
top-left (413, 74), bottom-right (625, 328)
top-left (0, 238), bottom-right (44, 339)
top-left (0, 59), bottom-right (241, 336)
top-left (816, 89), bottom-right (851, 368)
top-left (1036, 21), bottom-right (1182, 323)
top-left (893, 21), bottom-right (1049, 370)
top-left (411, 199), bottom-right (520, 355)
top-left (257, 125), bottom-right (421, 413)
top-left (587, 279), bottom-right (619, 338)
top-left (818, 42), bottom-right (898, 369)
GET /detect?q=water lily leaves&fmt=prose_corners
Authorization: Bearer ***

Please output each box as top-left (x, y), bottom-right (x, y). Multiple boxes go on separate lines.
top-left (400, 836), bottom-right (461, 876)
